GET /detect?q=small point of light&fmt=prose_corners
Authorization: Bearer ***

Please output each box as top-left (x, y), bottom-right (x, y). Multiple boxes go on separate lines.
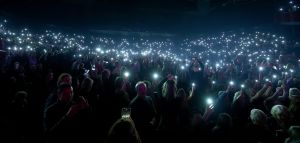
top-left (241, 84), bottom-right (245, 88)
top-left (229, 81), bottom-right (235, 86)
top-left (153, 73), bottom-right (159, 79)
top-left (206, 98), bottom-right (213, 105)
top-left (96, 48), bottom-right (101, 52)
top-left (181, 65), bottom-right (185, 70)
top-left (124, 71), bottom-right (130, 77)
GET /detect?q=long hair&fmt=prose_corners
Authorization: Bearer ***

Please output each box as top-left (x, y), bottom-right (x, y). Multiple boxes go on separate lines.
top-left (106, 118), bottom-right (142, 143)
top-left (162, 79), bottom-right (177, 100)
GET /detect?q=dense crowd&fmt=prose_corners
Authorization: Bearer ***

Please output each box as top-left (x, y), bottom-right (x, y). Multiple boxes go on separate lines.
top-left (1, 20), bottom-right (300, 143)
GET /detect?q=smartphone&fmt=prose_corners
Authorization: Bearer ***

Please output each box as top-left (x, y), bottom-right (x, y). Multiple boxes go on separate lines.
top-left (121, 108), bottom-right (131, 118)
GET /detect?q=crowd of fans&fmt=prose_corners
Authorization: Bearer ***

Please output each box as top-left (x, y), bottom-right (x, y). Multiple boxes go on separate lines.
top-left (1, 20), bottom-right (300, 143)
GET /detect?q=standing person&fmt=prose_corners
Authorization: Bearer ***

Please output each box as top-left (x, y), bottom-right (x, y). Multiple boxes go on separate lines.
top-left (130, 81), bottom-right (156, 143)
top-left (44, 83), bottom-right (89, 143)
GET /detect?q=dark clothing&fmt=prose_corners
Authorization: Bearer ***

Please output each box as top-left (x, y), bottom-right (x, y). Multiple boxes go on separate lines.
top-left (130, 96), bottom-right (155, 128)
top-left (44, 102), bottom-right (91, 143)
top-left (210, 127), bottom-right (234, 143)
top-left (244, 123), bottom-right (274, 143)
top-left (130, 95), bottom-right (156, 143)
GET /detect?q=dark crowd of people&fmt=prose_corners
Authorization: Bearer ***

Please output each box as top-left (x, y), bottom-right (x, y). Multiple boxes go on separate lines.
top-left (1, 50), bottom-right (300, 143)
top-left (1, 21), bottom-right (300, 143)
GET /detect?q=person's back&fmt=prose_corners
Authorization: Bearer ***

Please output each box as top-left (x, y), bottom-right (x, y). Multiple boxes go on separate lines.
top-left (129, 82), bottom-right (156, 143)
top-left (130, 95), bottom-right (155, 127)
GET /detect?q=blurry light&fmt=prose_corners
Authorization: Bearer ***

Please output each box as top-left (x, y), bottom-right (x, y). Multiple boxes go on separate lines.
top-left (124, 71), bottom-right (130, 77)
top-left (229, 81), bottom-right (235, 86)
top-left (206, 98), bottom-right (213, 105)
top-left (181, 65), bottom-right (185, 70)
top-left (241, 84), bottom-right (245, 88)
top-left (153, 73), bottom-right (159, 80)
top-left (96, 48), bottom-right (101, 52)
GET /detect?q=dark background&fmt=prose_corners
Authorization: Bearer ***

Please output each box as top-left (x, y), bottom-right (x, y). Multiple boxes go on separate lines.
top-left (0, 0), bottom-right (299, 38)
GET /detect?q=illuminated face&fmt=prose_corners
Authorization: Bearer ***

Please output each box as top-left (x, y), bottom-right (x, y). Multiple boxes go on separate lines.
top-left (62, 76), bottom-right (72, 85)
top-left (58, 87), bottom-right (73, 103)
top-left (137, 84), bottom-right (147, 96)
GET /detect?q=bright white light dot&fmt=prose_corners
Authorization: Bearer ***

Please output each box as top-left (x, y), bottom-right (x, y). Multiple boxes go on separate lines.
top-left (96, 48), bottom-right (101, 52)
top-left (206, 98), bottom-right (213, 105)
top-left (124, 71), bottom-right (130, 77)
top-left (153, 73), bottom-right (159, 79)
top-left (241, 84), bottom-right (245, 88)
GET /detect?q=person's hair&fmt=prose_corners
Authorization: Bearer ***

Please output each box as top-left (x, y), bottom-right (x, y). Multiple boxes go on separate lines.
top-left (135, 81), bottom-right (147, 96)
top-left (177, 88), bottom-right (186, 100)
top-left (57, 83), bottom-right (72, 94)
top-left (216, 113), bottom-right (232, 129)
top-left (57, 73), bottom-right (72, 86)
top-left (106, 118), bottom-right (142, 143)
top-left (162, 79), bottom-right (177, 99)
top-left (250, 109), bottom-right (267, 126)
top-left (271, 105), bottom-right (290, 122)
top-left (14, 91), bottom-right (28, 100)
top-left (80, 77), bottom-right (94, 92)
top-left (114, 77), bottom-right (124, 90)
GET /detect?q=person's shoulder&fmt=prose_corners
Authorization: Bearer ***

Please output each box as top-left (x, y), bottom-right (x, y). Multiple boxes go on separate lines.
top-left (45, 102), bottom-right (59, 112)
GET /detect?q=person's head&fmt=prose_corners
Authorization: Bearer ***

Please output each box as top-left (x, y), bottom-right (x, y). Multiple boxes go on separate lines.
top-left (250, 109), bottom-right (267, 126)
top-left (288, 88), bottom-right (300, 116)
top-left (57, 84), bottom-right (73, 103)
top-left (135, 81), bottom-right (147, 96)
top-left (115, 77), bottom-right (124, 90)
top-left (162, 79), bottom-right (177, 99)
top-left (80, 77), bottom-right (94, 93)
top-left (57, 73), bottom-right (72, 86)
top-left (13, 91), bottom-right (28, 108)
top-left (216, 113), bottom-right (232, 129)
top-left (287, 126), bottom-right (300, 141)
top-left (289, 88), bottom-right (300, 102)
top-left (102, 69), bottom-right (111, 80)
top-left (177, 88), bottom-right (187, 104)
top-left (271, 105), bottom-right (291, 126)
top-left (47, 71), bottom-right (54, 82)
top-left (106, 118), bottom-right (142, 143)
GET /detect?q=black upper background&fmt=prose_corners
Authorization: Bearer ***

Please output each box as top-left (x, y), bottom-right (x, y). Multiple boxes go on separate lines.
top-left (0, 0), bottom-right (298, 37)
